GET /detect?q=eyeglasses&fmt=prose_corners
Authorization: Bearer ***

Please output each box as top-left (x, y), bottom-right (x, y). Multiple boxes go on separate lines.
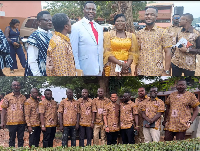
top-left (40, 19), bottom-right (52, 22)
top-left (174, 17), bottom-right (180, 20)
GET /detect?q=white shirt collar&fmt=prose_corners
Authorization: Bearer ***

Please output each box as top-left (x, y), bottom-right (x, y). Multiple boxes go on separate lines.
top-left (83, 17), bottom-right (95, 24)
top-left (38, 27), bottom-right (51, 34)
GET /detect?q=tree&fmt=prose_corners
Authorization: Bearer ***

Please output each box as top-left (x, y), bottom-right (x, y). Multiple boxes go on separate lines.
top-left (0, 77), bottom-right (47, 95)
top-left (44, 1), bottom-right (146, 25)
top-left (110, 1), bottom-right (147, 33)
top-left (47, 76), bottom-right (166, 99)
top-left (44, 1), bottom-right (114, 20)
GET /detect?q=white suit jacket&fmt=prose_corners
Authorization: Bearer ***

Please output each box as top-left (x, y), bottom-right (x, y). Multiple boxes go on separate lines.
top-left (70, 17), bottom-right (104, 76)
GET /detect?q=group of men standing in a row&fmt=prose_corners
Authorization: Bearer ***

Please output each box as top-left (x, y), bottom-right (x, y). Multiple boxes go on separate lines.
top-left (1, 79), bottom-right (199, 148)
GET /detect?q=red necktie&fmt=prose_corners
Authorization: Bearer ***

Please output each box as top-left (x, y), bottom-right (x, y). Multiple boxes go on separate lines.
top-left (89, 21), bottom-right (98, 44)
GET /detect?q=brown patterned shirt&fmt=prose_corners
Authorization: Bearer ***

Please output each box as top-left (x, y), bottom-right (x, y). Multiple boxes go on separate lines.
top-left (78, 98), bottom-right (93, 127)
top-left (92, 97), bottom-right (110, 125)
top-left (39, 98), bottom-right (58, 127)
top-left (166, 25), bottom-right (182, 45)
top-left (24, 97), bottom-right (40, 127)
top-left (1, 92), bottom-right (26, 125)
top-left (103, 101), bottom-right (120, 132)
top-left (120, 100), bottom-right (138, 129)
top-left (141, 97), bottom-right (165, 130)
top-left (57, 98), bottom-right (79, 126)
top-left (164, 91), bottom-right (200, 132)
top-left (171, 26), bottom-right (200, 71)
top-left (136, 25), bottom-right (172, 76)
top-left (135, 95), bottom-right (150, 127)
top-left (46, 31), bottom-right (76, 76)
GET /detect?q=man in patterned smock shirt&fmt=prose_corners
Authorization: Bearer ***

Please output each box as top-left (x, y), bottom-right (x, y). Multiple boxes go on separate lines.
top-left (24, 88), bottom-right (41, 147)
top-left (46, 13), bottom-right (76, 76)
top-left (57, 88), bottom-right (79, 147)
top-left (103, 92), bottom-right (120, 145)
top-left (39, 89), bottom-right (58, 148)
top-left (77, 89), bottom-right (94, 147)
top-left (92, 88), bottom-right (110, 145)
top-left (163, 79), bottom-right (199, 141)
top-left (134, 87), bottom-right (150, 143)
top-left (141, 87), bottom-right (165, 143)
top-left (136, 6), bottom-right (172, 76)
top-left (120, 91), bottom-right (139, 144)
top-left (171, 13), bottom-right (200, 76)
top-left (1, 81), bottom-right (26, 147)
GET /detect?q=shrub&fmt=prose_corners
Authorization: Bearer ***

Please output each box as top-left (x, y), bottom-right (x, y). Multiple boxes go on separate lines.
top-left (0, 138), bottom-right (200, 151)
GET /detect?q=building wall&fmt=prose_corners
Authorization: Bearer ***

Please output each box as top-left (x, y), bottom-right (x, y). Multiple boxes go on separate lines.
top-left (0, 1), bottom-right (42, 18)
top-left (138, 3), bottom-right (174, 28)
top-left (0, 1), bottom-right (41, 32)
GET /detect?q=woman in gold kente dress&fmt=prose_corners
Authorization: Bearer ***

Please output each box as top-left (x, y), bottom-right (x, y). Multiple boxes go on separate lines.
top-left (103, 14), bottom-right (139, 76)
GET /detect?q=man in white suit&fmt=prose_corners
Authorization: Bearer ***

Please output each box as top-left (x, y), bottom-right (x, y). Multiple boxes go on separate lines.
top-left (70, 1), bottom-right (104, 76)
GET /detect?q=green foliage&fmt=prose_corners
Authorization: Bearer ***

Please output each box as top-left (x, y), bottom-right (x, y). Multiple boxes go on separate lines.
top-left (44, 1), bottom-right (115, 20)
top-left (44, 1), bottom-right (147, 21)
top-left (0, 77), bottom-right (47, 95)
top-left (0, 138), bottom-right (200, 150)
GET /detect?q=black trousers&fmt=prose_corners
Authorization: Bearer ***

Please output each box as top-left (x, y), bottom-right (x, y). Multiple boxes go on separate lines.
top-left (62, 126), bottom-right (76, 147)
top-left (121, 125), bottom-right (135, 144)
top-left (29, 126), bottom-right (41, 147)
top-left (79, 125), bottom-right (92, 147)
top-left (106, 131), bottom-right (118, 145)
top-left (172, 63), bottom-right (195, 76)
top-left (8, 124), bottom-right (26, 147)
top-left (42, 127), bottom-right (56, 148)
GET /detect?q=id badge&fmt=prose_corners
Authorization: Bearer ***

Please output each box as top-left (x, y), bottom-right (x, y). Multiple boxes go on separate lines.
top-left (171, 110), bottom-right (178, 117)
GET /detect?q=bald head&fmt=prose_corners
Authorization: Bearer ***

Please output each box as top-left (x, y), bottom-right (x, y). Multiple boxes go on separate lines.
top-left (97, 88), bottom-right (104, 98)
top-left (30, 88), bottom-right (39, 100)
top-left (82, 89), bottom-right (88, 99)
top-left (11, 81), bottom-right (21, 92)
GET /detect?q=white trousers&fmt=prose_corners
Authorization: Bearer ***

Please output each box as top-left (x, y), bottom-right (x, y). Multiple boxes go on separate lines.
top-left (143, 127), bottom-right (160, 143)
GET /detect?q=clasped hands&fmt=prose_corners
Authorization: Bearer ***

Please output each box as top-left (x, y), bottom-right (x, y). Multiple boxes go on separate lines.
top-left (121, 62), bottom-right (130, 74)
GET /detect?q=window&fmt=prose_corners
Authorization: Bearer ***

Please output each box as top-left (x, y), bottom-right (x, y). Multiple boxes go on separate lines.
top-left (25, 19), bottom-right (38, 29)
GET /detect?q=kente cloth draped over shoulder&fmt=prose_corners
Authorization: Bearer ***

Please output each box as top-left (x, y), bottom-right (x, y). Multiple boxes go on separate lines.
top-left (25, 29), bottom-right (53, 76)
top-left (103, 30), bottom-right (139, 76)
top-left (0, 29), bottom-right (13, 69)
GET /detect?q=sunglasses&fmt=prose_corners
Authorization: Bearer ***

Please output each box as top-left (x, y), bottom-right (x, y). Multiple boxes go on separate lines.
top-left (174, 17), bottom-right (180, 20)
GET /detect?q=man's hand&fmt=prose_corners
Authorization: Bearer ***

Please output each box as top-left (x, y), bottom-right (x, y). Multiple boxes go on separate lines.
top-left (162, 120), bottom-right (166, 127)
top-left (13, 42), bottom-right (20, 47)
top-left (162, 72), bottom-right (169, 76)
top-left (28, 126), bottom-right (33, 133)
top-left (148, 119), bottom-right (153, 124)
top-left (1, 122), bottom-right (6, 130)
top-left (75, 123), bottom-right (79, 130)
top-left (59, 125), bottom-right (63, 132)
top-left (105, 127), bottom-right (109, 133)
top-left (134, 126), bottom-right (139, 131)
top-left (179, 44), bottom-right (187, 53)
top-left (41, 127), bottom-right (46, 131)
top-left (186, 120), bottom-right (192, 128)
top-left (91, 123), bottom-right (94, 129)
top-left (145, 124), bottom-right (150, 128)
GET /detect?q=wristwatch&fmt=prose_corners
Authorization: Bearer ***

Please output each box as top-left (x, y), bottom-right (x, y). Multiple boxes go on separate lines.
top-left (188, 120), bottom-right (193, 124)
top-left (164, 70), bottom-right (170, 75)
top-left (41, 125), bottom-right (45, 128)
top-left (186, 48), bottom-right (190, 53)
top-left (92, 121), bottom-right (94, 124)
top-left (105, 125), bottom-right (108, 128)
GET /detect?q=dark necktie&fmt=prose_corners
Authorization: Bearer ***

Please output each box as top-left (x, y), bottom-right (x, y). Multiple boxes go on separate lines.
top-left (89, 21), bottom-right (98, 44)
